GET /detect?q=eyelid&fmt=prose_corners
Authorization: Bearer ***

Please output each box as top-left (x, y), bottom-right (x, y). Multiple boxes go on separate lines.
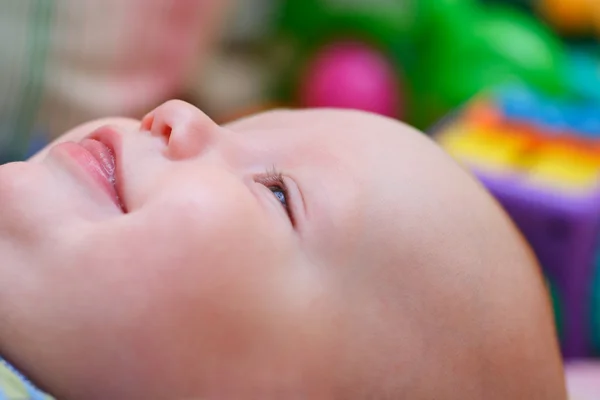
top-left (283, 176), bottom-right (306, 231)
top-left (255, 168), bottom-right (308, 231)
top-left (256, 168), bottom-right (286, 191)
top-left (255, 169), bottom-right (296, 226)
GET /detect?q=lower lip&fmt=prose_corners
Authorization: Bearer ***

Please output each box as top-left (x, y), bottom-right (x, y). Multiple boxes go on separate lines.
top-left (51, 139), bottom-right (123, 210)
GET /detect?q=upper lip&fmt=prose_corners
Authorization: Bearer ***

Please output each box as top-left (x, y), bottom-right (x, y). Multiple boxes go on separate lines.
top-left (85, 126), bottom-right (127, 212)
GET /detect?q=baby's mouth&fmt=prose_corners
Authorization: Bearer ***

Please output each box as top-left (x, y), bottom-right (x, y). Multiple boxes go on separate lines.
top-left (49, 124), bottom-right (127, 212)
top-left (78, 137), bottom-right (125, 212)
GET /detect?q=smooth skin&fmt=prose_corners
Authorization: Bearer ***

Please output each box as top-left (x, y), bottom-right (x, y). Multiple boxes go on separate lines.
top-left (0, 101), bottom-right (566, 399)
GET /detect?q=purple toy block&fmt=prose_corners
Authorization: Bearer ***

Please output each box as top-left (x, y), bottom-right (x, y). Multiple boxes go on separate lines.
top-left (435, 86), bottom-right (600, 359)
top-left (475, 171), bottom-right (600, 359)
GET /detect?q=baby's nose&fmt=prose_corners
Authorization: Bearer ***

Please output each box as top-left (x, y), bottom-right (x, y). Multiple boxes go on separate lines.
top-left (141, 100), bottom-right (220, 160)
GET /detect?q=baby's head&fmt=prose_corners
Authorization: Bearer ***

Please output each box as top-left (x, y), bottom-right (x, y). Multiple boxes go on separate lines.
top-left (0, 101), bottom-right (565, 399)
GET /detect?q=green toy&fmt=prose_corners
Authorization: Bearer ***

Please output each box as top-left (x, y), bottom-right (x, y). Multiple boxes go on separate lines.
top-left (414, 4), bottom-right (568, 126)
top-left (273, 0), bottom-right (571, 129)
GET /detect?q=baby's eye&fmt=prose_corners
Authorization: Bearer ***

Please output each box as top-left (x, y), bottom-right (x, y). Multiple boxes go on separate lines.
top-left (256, 169), bottom-right (294, 224)
top-left (269, 185), bottom-right (288, 208)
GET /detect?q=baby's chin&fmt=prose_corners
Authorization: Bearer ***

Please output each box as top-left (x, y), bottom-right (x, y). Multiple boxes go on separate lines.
top-left (30, 117), bottom-right (140, 162)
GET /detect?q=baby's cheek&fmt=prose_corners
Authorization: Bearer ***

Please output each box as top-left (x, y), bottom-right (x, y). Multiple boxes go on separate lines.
top-left (97, 198), bottom-right (309, 378)
top-left (0, 163), bottom-right (46, 238)
top-left (136, 188), bottom-right (293, 309)
top-left (0, 162), bottom-right (97, 245)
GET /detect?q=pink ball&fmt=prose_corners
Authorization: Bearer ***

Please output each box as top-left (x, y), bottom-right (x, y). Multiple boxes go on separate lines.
top-left (299, 41), bottom-right (403, 119)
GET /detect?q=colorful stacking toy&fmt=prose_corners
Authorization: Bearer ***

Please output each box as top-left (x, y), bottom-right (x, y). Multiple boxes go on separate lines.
top-left (436, 86), bottom-right (600, 359)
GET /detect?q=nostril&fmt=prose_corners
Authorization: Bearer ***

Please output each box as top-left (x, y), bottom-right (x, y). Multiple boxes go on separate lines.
top-left (141, 112), bottom-right (173, 144)
top-left (161, 125), bottom-right (172, 138)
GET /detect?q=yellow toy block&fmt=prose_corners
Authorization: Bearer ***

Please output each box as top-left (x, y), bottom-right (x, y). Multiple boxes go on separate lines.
top-left (439, 124), bottom-right (531, 172)
top-left (528, 146), bottom-right (600, 192)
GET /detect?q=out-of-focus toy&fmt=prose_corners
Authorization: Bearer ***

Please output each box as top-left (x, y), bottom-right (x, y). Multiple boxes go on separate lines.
top-left (536, 0), bottom-right (600, 37)
top-left (567, 50), bottom-right (600, 103)
top-left (435, 85), bottom-right (600, 359)
top-left (273, 0), bottom-right (570, 128)
top-left (299, 41), bottom-right (402, 118)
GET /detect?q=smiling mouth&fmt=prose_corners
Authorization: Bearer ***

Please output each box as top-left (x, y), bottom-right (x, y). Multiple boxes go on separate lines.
top-left (79, 137), bottom-right (126, 211)
top-left (51, 126), bottom-right (126, 212)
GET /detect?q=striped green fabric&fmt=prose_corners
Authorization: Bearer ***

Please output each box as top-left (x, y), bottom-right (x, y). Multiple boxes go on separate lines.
top-left (0, 1), bottom-right (52, 161)
top-left (12, 1), bottom-right (53, 159)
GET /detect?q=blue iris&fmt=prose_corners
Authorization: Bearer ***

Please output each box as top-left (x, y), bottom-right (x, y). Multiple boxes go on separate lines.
top-left (270, 186), bottom-right (287, 207)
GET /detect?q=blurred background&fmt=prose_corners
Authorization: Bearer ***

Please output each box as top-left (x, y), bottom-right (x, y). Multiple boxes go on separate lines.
top-left (1, 0), bottom-right (600, 395)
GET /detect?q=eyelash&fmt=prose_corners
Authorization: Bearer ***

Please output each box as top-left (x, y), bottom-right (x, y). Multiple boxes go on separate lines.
top-left (256, 167), bottom-right (294, 223)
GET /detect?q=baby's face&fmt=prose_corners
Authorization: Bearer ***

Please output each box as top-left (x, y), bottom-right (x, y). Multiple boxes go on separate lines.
top-left (0, 102), bottom-right (565, 399)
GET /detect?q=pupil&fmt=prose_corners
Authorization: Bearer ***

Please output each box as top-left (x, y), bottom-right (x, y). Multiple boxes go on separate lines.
top-left (270, 187), bottom-right (286, 206)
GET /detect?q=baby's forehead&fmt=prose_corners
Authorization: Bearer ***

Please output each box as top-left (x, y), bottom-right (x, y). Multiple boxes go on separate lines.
top-left (230, 109), bottom-right (398, 138)
top-left (229, 109), bottom-right (432, 162)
